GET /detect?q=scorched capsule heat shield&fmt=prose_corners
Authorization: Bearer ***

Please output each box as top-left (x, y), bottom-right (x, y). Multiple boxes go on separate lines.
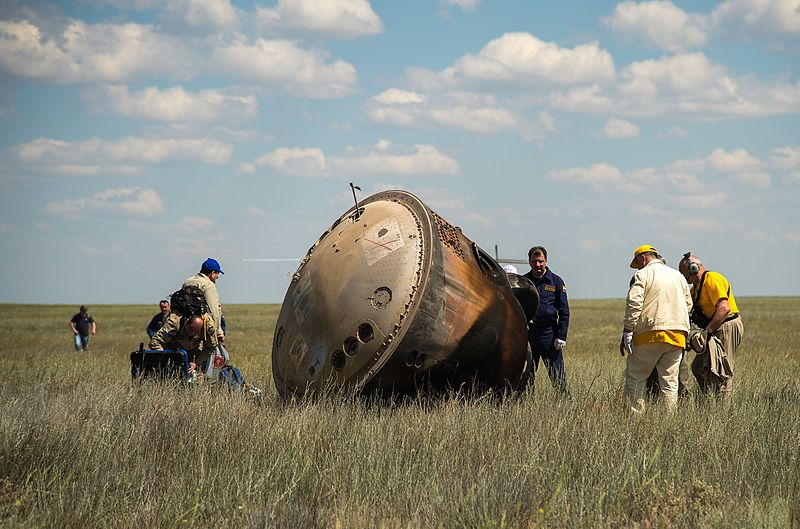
top-left (271, 190), bottom-right (537, 397)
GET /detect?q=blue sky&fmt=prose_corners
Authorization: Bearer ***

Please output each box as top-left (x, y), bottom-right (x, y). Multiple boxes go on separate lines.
top-left (1, 0), bottom-right (799, 305)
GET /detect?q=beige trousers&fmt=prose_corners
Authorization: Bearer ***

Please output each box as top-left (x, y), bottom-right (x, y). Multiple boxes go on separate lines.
top-left (693, 316), bottom-right (744, 403)
top-left (625, 342), bottom-right (682, 413)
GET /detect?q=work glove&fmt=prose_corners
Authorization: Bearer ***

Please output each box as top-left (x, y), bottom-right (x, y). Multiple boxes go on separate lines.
top-left (554, 338), bottom-right (566, 351)
top-left (620, 331), bottom-right (633, 356)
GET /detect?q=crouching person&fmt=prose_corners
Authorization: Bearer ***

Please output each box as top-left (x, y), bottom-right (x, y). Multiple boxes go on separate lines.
top-left (148, 313), bottom-right (218, 379)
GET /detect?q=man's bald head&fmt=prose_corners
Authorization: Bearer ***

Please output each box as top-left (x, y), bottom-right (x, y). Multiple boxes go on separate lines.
top-left (185, 316), bottom-right (205, 337)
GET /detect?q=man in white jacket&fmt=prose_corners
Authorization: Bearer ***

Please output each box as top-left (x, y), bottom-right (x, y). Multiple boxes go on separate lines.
top-left (621, 245), bottom-right (692, 413)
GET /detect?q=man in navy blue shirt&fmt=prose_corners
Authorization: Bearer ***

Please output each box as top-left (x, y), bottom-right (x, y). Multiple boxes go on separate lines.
top-left (146, 299), bottom-right (171, 338)
top-left (523, 246), bottom-right (570, 393)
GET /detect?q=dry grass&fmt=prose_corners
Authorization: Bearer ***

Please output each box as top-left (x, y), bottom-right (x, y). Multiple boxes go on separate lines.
top-left (1, 298), bottom-right (799, 528)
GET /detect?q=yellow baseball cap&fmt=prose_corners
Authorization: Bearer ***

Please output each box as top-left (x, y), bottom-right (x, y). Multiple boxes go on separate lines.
top-left (630, 244), bottom-right (657, 268)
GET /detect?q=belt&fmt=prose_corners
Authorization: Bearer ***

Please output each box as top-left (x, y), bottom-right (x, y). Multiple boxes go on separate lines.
top-left (724, 313), bottom-right (739, 323)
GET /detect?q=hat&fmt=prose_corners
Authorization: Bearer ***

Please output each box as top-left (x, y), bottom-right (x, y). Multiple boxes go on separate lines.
top-left (629, 244), bottom-right (657, 268)
top-left (502, 264), bottom-right (518, 274)
top-left (202, 257), bottom-right (224, 274)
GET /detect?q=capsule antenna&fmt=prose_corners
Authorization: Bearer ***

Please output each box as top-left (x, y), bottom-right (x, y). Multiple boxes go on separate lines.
top-left (350, 182), bottom-right (362, 220)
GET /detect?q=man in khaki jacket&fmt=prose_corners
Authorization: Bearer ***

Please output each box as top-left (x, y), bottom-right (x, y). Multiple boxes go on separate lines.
top-left (620, 245), bottom-right (692, 413)
top-left (183, 257), bottom-right (225, 344)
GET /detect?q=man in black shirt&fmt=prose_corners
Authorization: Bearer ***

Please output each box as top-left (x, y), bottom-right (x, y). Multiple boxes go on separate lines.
top-left (69, 305), bottom-right (96, 351)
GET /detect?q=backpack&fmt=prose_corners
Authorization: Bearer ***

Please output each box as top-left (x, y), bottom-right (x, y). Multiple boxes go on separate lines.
top-left (170, 285), bottom-right (207, 317)
top-left (218, 365), bottom-right (245, 391)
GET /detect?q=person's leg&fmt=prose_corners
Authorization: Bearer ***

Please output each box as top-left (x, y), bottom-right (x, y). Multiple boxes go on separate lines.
top-left (655, 345), bottom-right (681, 411)
top-left (677, 352), bottom-right (692, 399)
top-left (691, 351), bottom-right (712, 399)
top-left (80, 334), bottom-right (90, 351)
top-left (645, 368), bottom-right (660, 401)
top-left (527, 328), bottom-right (543, 374)
top-left (625, 343), bottom-right (660, 414)
top-left (542, 345), bottom-right (567, 393)
top-left (717, 317), bottom-right (743, 403)
top-left (73, 334), bottom-right (82, 351)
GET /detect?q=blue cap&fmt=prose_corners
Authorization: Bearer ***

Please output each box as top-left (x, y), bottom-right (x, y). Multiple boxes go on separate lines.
top-left (202, 257), bottom-right (224, 274)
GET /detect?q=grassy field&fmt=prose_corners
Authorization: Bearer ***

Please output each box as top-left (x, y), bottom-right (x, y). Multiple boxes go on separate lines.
top-left (1, 298), bottom-right (799, 528)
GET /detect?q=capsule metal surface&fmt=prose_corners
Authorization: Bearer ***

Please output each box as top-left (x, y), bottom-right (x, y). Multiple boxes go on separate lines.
top-left (271, 190), bottom-right (537, 397)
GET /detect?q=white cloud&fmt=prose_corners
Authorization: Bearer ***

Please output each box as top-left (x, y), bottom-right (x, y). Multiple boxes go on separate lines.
top-left (166, 0), bottom-right (240, 30)
top-left (548, 162), bottom-right (623, 189)
top-left (241, 142), bottom-right (461, 178)
top-left (664, 171), bottom-right (705, 192)
top-left (256, 0), bottom-right (383, 39)
top-left (735, 171), bottom-right (771, 188)
top-left (464, 212), bottom-right (492, 226)
top-left (601, 118), bottom-right (639, 139)
top-left (786, 171), bottom-right (800, 183)
top-left (45, 187), bottom-right (164, 219)
top-left (619, 52), bottom-right (727, 97)
top-left (332, 144), bottom-right (461, 176)
top-left (552, 52), bottom-right (800, 118)
top-left (14, 136), bottom-right (232, 171)
top-left (710, 0), bottom-right (800, 38)
top-left (770, 146), bottom-right (800, 170)
top-left (210, 39), bottom-right (358, 98)
top-left (0, 20), bottom-right (197, 84)
top-left (441, 0), bottom-right (481, 11)
top-left (603, 1), bottom-right (709, 52)
top-left (666, 192), bottom-right (728, 209)
top-left (446, 32), bottom-right (615, 87)
top-left (367, 90), bottom-right (545, 137)
top-left (604, 0), bottom-right (800, 51)
top-left (658, 126), bottom-right (688, 139)
top-left (372, 88), bottom-right (426, 105)
top-left (244, 205), bottom-right (277, 220)
top-left (580, 239), bottom-right (601, 251)
top-left (707, 148), bottom-right (763, 173)
top-left (245, 147), bottom-right (329, 177)
top-left (85, 85), bottom-right (258, 123)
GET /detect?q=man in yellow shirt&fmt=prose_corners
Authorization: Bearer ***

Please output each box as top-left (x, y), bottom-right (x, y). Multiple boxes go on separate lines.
top-left (679, 253), bottom-right (744, 401)
top-left (621, 245), bottom-right (692, 413)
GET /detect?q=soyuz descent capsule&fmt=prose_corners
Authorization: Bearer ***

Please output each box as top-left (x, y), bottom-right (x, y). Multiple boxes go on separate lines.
top-left (271, 190), bottom-right (538, 398)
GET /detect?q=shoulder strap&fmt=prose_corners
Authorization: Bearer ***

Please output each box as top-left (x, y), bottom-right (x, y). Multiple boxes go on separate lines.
top-left (692, 271), bottom-right (708, 308)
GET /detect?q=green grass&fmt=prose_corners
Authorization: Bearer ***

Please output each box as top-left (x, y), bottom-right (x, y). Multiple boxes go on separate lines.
top-left (1, 299), bottom-right (799, 528)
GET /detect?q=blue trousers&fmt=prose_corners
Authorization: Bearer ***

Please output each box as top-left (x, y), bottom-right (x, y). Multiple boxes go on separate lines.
top-left (74, 333), bottom-right (90, 351)
top-left (528, 328), bottom-right (567, 393)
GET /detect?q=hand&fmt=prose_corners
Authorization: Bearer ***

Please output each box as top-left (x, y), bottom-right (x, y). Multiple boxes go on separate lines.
top-left (218, 333), bottom-right (225, 343)
top-left (620, 331), bottom-right (633, 357)
top-left (554, 338), bottom-right (566, 351)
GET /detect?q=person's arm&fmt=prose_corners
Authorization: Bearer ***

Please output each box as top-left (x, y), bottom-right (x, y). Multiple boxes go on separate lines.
top-left (146, 315), bottom-right (160, 337)
top-left (556, 278), bottom-right (570, 341)
top-left (623, 272), bottom-right (644, 333)
top-left (203, 284), bottom-right (223, 340)
top-left (91, 319), bottom-right (96, 335)
top-left (706, 299), bottom-right (730, 333)
top-left (621, 273), bottom-right (644, 355)
top-left (148, 316), bottom-right (178, 350)
top-left (70, 319), bottom-right (78, 334)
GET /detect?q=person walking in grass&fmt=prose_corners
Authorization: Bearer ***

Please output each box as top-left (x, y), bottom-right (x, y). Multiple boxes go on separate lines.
top-left (621, 245), bottom-right (692, 413)
top-left (69, 305), bottom-right (96, 351)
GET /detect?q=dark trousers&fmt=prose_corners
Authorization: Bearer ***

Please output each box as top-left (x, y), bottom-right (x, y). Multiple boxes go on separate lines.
top-left (528, 328), bottom-right (567, 393)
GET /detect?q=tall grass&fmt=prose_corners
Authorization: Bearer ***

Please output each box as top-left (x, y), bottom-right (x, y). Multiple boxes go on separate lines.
top-left (1, 299), bottom-right (798, 528)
